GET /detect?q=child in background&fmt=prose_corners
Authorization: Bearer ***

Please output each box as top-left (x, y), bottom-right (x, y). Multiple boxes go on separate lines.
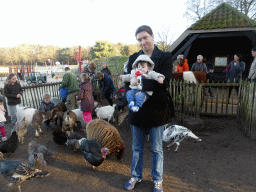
top-left (4, 73), bottom-right (23, 126)
top-left (39, 93), bottom-right (55, 126)
top-left (114, 81), bottom-right (128, 111)
top-left (0, 95), bottom-right (7, 142)
top-left (76, 73), bottom-right (95, 124)
top-left (120, 54), bottom-right (165, 112)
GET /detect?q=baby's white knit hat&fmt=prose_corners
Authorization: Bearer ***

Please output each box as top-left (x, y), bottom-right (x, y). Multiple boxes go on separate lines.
top-left (132, 55), bottom-right (155, 70)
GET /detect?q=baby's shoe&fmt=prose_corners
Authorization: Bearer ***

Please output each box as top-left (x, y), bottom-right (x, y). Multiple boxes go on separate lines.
top-left (132, 106), bottom-right (139, 112)
top-left (128, 101), bottom-right (135, 110)
top-left (1, 137), bottom-right (7, 142)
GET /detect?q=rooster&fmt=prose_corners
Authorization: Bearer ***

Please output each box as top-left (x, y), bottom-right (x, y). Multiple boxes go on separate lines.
top-left (163, 125), bottom-right (202, 152)
top-left (66, 138), bottom-right (109, 169)
top-left (0, 152), bottom-right (50, 192)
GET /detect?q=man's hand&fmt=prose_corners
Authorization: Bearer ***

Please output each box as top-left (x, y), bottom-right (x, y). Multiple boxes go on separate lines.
top-left (158, 76), bottom-right (164, 84)
top-left (130, 76), bottom-right (138, 86)
top-left (17, 94), bottom-right (21, 98)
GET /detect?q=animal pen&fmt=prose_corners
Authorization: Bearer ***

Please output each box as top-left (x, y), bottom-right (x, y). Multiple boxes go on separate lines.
top-left (0, 77), bottom-right (255, 139)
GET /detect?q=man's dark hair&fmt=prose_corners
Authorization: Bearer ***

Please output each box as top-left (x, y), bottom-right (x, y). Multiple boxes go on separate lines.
top-left (252, 47), bottom-right (256, 51)
top-left (135, 25), bottom-right (153, 37)
top-left (65, 67), bottom-right (70, 71)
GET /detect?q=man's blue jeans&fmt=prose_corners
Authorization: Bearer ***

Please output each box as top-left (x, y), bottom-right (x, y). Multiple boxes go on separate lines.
top-left (130, 124), bottom-right (164, 182)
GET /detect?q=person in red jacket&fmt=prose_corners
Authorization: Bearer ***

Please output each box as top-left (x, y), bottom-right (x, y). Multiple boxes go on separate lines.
top-left (176, 54), bottom-right (189, 72)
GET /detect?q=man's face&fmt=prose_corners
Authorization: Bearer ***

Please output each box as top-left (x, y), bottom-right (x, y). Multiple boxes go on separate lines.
top-left (197, 58), bottom-right (203, 63)
top-left (10, 76), bottom-right (17, 84)
top-left (136, 31), bottom-right (154, 52)
top-left (178, 58), bottom-right (184, 65)
top-left (252, 50), bottom-right (256, 58)
top-left (138, 62), bottom-right (150, 74)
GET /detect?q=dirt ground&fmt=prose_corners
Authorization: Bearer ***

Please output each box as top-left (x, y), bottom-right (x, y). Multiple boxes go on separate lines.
top-left (1, 109), bottom-right (256, 192)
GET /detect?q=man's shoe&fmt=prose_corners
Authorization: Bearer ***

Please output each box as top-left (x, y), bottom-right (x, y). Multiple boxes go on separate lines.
top-left (125, 178), bottom-right (139, 190)
top-left (153, 181), bottom-right (163, 192)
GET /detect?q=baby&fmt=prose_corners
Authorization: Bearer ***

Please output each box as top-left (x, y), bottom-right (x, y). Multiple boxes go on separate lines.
top-left (120, 55), bottom-right (165, 112)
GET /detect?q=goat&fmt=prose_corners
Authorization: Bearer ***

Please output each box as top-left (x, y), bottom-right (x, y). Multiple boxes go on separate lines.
top-left (62, 110), bottom-right (77, 133)
top-left (32, 110), bottom-right (52, 137)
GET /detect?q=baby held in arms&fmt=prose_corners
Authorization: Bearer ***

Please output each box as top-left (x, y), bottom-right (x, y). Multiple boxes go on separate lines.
top-left (120, 54), bottom-right (164, 112)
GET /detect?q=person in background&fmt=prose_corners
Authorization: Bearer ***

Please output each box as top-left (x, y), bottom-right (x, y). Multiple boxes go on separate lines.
top-left (123, 25), bottom-right (174, 192)
top-left (224, 53), bottom-right (246, 99)
top-left (206, 67), bottom-right (215, 97)
top-left (176, 54), bottom-right (189, 72)
top-left (191, 55), bottom-right (208, 73)
top-left (39, 93), bottom-right (55, 127)
top-left (4, 73), bottom-right (23, 126)
top-left (0, 95), bottom-right (7, 142)
top-left (60, 67), bottom-right (80, 110)
top-left (76, 73), bottom-right (94, 124)
top-left (101, 62), bottom-right (111, 76)
top-left (95, 71), bottom-right (115, 106)
top-left (82, 62), bottom-right (99, 100)
top-left (248, 47), bottom-right (256, 83)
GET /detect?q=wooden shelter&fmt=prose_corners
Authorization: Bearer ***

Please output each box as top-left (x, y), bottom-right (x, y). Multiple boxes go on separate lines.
top-left (168, 3), bottom-right (256, 82)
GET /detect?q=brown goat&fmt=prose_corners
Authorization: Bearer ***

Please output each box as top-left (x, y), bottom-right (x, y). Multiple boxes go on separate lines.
top-left (62, 110), bottom-right (77, 133)
top-left (86, 119), bottom-right (125, 160)
top-left (51, 102), bottom-right (67, 125)
top-left (32, 110), bottom-right (52, 137)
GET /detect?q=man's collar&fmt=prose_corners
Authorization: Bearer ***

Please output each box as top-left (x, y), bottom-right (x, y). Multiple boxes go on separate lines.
top-left (139, 45), bottom-right (161, 59)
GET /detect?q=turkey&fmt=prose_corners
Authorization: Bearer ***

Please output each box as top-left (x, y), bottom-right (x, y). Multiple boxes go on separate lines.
top-left (163, 125), bottom-right (202, 152)
top-left (66, 138), bottom-right (109, 169)
top-left (0, 131), bottom-right (19, 156)
top-left (28, 140), bottom-right (54, 167)
top-left (0, 152), bottom-right (50, 192)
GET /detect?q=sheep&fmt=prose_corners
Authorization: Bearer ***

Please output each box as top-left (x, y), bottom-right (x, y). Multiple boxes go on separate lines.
top-left (32, 110), bottom-right (52, 137)
top-left (86, 119), bottom-right (125, 160)
top-left (17, 106), bottom-right (37, 124)
top-left (14, 117), bottom-right (29, 144)
top-left (95, 104), bottom-right (117, 123)
top-left (62, 110), bottom-right (77, 133)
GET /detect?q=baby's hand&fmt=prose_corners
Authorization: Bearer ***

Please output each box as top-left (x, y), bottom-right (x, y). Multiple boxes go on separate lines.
top-left (113, 95), bottom-right (117, 99)
top-left (158, 76), bottom-right (164, 84)
top-left (119, 75), bottom-right (122, 80)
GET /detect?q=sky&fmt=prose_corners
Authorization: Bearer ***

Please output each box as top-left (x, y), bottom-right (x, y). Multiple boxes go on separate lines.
top-left (0, 0), bottom-right (189, 48)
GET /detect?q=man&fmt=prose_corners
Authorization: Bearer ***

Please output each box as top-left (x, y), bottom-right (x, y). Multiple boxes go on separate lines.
top-left (95, 71), bottom-right (115, 106)
top-left (248, 47), bottom-right (256, 83)
top-left (124, 25), bottom-right (174, 192)
top-left (60, 67), bottom-right (79, 110)
top-left (191, 55), bottom-right (208, 73)
top-left (176, 54), bottom-right (189, 72)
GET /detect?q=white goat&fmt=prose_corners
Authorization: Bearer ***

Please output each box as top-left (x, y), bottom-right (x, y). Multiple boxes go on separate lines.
top-left (50, 97), bottom-right (62, 106)
top-left (95, 104), bottom-right (116, 123)
top-left (17, 106), bottom-right (37, 124)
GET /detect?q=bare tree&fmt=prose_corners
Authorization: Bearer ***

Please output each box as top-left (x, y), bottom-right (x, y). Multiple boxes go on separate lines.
top-left (185, 0), bottom-right (256, 25)
top-left (156, 25), bottom-right (175, 52)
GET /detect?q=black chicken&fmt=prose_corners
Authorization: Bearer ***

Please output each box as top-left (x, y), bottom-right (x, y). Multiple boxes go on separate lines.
top-left (52, 128), bottom-right (67, 146)
top-left (67, 138), bottom-right (109, 169)
top-left (0, 131), bottom-right (18, 156)
top-left (0, 152), bottom-right (50, 192)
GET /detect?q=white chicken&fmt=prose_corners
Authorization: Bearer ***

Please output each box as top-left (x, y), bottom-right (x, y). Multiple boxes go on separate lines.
top-left (163, 125), bottom-right (202, 152)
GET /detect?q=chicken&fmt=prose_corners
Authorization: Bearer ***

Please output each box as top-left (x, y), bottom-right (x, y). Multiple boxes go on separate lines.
top-left (15, 117), bottom-right (29, 144)
top-left (163, 125), bottom-right (202, 152)
top-left (66, 138), bottom-right (109, 169)
top-left (28, 140), bottom-right (54, 167)
top-left (0, 131), bottom-right (19, 156)
top-left (52, 128), bottom-right (67, 146)
top-left (0, 152), bottom-right (50, 192)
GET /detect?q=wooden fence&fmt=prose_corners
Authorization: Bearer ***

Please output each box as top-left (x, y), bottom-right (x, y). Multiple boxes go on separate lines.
top-left (1, 76), bottom-right (255, 139)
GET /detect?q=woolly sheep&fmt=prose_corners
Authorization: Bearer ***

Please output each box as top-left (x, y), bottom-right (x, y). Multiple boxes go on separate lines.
top-left (95, 104), bottom-right (116, 123)
top-left (86, 119), bottom-right (125, 160)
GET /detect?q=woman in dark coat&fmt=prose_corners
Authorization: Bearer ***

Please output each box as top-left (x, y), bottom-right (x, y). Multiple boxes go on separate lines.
top-left (76, 73), bottom-right (95, 123)
top-left (4, 73), bottom-right (23, 125)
